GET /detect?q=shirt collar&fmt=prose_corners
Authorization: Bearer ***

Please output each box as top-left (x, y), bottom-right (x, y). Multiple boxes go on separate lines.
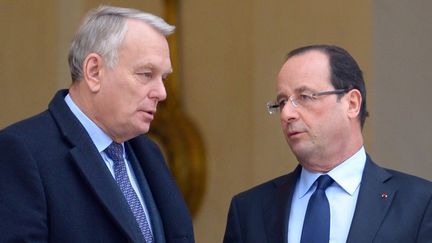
top-left (297, 146), bottom-right (366, 198)
top-left (64, 94), bottom-right (113, 152)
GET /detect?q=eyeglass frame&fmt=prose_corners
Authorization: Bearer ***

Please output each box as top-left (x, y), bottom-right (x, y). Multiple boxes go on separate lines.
top-left (266, 89), bottom-right (349, 115)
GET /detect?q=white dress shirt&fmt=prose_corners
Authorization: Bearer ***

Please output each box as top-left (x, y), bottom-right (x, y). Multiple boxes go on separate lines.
top-left (65, 94), bottom-right (152, 231)
top-left (287, 147), bottom-right (366, 243)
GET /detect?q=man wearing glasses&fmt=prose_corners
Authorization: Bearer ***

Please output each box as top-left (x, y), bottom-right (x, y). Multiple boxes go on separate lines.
top-left (223, 45), bottom-right (432, 243)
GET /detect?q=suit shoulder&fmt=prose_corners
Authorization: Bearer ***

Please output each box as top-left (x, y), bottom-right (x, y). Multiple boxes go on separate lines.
top-left (366, 158), bottom-right (432, 194)
top-left (232, 174), bottom-right (291, 202)
top-left (0, 110), bottom-right (53, 138)
top-left (385, 168), bottom-right (432, 192)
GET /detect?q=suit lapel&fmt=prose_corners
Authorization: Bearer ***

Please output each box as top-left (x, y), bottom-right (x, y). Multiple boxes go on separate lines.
top-left (346, 156), bottom-right (395, 243)
top-left (130, 137), bottom-right (195, 242)
top-left (125, 142), bottom-right (166, 243)
top-left (48, 90), bottom-right (144, 242)
top-left (263, 166), bottom-right (301, 243)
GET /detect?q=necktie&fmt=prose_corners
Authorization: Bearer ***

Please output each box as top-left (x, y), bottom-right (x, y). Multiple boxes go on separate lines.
top-left (105, 142), bottom-right (153, 243)
top-left (300, 175), bottom-right (334, 243)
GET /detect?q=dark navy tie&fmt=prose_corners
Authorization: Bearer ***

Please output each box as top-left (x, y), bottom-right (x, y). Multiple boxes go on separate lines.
top-left (105, 142), bottom-right (153, 243)
top-left (300, 175), bottom-right (334, 243)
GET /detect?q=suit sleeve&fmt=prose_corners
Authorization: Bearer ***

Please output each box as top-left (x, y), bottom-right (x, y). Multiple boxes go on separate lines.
top-left (417, 195), bottom-right (432, 242)
top-left (223, 197), bottom-right (243, 243)
top-left (0, 131), bottom-right (48, 242)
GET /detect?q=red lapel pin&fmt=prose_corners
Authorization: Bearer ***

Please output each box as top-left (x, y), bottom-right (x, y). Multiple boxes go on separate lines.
top-left (381, 192), bottom-right (388, 199)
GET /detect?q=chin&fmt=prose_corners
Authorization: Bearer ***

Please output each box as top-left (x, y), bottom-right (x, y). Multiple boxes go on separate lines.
top-left (289, 143), bottom-right (313, 159)
top-left (140, 124), bottom-right (151, 134)
top-left (130, 123), bottom-right (151, 136)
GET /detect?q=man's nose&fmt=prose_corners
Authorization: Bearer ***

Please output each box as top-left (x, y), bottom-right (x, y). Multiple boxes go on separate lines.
top-left (150, 79), bottom-right (167, 101)
top-left (280, 100), bottom-right (299, 123)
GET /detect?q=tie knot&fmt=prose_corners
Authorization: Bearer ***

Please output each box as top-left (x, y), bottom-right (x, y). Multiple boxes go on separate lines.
top-left (105, 142), bottom-right (124, 162)
top-left (316, 175), bottom-right (333, 190)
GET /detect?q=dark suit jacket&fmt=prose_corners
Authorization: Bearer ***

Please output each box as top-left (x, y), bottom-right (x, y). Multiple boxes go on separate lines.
top-left (223, 156), bottom-right (432, 243)
top-left (0, 90), bottom-right (194, 243)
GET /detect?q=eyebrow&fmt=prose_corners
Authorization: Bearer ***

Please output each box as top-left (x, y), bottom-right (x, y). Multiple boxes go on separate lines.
top-left (293, 85), bottom-right (315, 93)
top-left (137, 63), bottom-right (173, 75)
top-left (276, 85), bottom-right (315, 101)
top-left (275, 93), bottom-right (287, 102)
top-left (138, 63), bottom-right (154, 69)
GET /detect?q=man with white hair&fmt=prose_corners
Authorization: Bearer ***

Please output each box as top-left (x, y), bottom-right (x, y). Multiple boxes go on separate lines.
top-left (0, 5), bottom-right (194, 243)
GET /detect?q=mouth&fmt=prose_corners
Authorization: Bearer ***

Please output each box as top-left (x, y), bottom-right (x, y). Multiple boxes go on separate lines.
top-left (287, 130), bottom-right (305, 138)
top-left (140, 110), bottom-right (155, 120)
top-left (146, 110), bottom-right (155, 115)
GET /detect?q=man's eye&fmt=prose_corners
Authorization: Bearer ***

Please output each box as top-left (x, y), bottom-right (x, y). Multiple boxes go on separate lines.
top-left (298, 94), bottom-right (314, 101)
top-left (278, 98), bottom-right (287, 108)
top-left (144, 73), bottom-right (153, 78)
top-left (137, 72), bottom-right (153, 79)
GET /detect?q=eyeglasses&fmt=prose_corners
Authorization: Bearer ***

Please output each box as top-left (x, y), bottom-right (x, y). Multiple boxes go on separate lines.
top-left (266, 89), bottom-right (348, 115)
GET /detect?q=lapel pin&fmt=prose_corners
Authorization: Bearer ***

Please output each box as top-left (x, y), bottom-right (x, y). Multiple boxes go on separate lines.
top-left (381, 192), bottom-right (388, 199)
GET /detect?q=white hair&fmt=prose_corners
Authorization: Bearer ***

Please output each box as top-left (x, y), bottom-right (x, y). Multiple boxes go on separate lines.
top-left (68, 5), bottom-right (175, 82)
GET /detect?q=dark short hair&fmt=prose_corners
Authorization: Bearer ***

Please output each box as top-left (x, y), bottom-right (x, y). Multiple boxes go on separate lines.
top-left (286, 44), bottom-right (369, 128)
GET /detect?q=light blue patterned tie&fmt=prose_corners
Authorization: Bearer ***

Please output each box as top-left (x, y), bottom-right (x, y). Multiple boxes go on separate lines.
top-left (300, 175), bottom-right (334, 243)
top-left (105, 142), bottom-right (153, 243)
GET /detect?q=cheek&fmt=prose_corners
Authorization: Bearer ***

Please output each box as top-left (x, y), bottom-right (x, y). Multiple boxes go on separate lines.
top-left (301, 109), bottom-right (332, 137)
top-left (117, 81), bottom-right (144, 104)
top-left (103, 91), bottom-right (136, 118)
top-left (317, 111), bottom-right (347, 137)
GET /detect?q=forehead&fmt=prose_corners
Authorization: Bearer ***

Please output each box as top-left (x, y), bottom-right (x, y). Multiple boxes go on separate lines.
top-left (118, 19), bottom-right (171, 70)
top-left (277, 50), bottom-right (332, 92)
top-left (123, 19), bottom-right (163, 42)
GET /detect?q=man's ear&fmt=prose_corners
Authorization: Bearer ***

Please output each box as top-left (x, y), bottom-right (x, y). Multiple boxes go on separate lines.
top-left (346, 89), bottom-right (362, 119)
top-left (82, 53), bottom-right (104, 92)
